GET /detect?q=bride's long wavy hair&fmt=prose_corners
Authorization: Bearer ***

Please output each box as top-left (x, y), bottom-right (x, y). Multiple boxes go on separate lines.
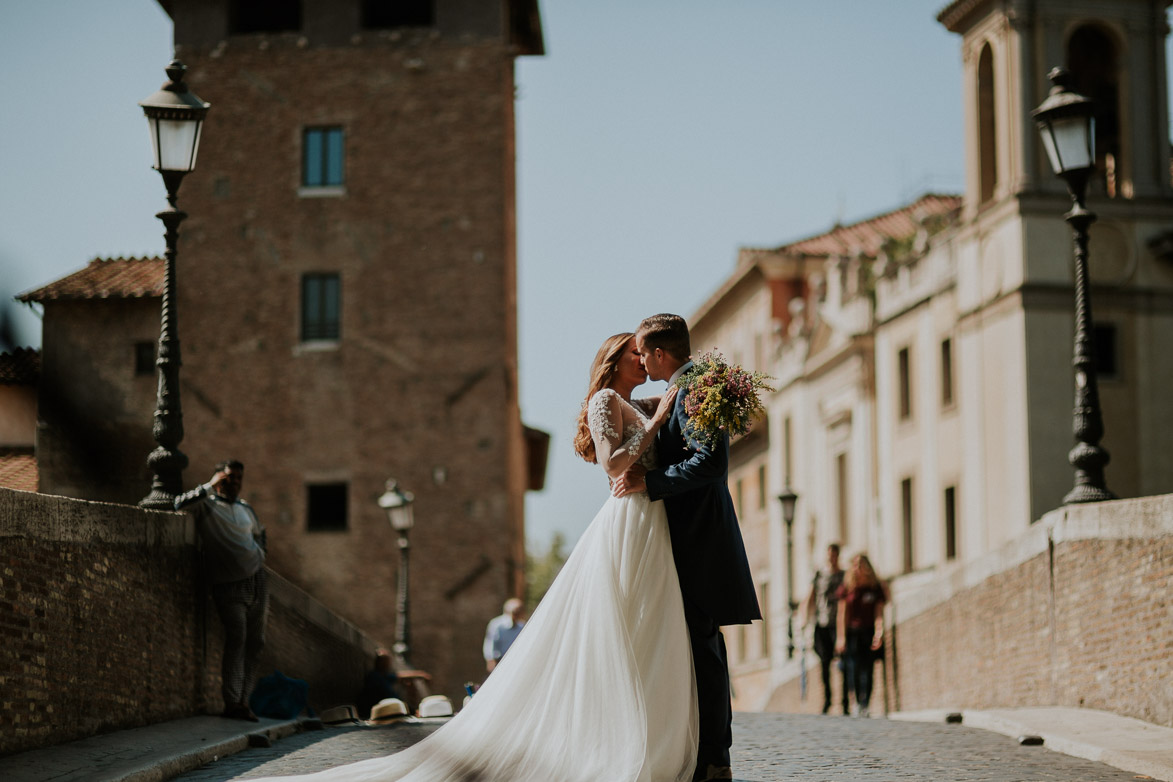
top-left (573, 333), bottom-right (636, 464)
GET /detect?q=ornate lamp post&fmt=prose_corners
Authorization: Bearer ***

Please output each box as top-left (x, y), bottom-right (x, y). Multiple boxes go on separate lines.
top-left (137, 60), bottom-right (210, 509)
top-left (379, 480), bottom-right (416, 664)
top-left (1031, 66), bottom-right (1114, 504)
top-left (777, 487), bottom-right (799, 659)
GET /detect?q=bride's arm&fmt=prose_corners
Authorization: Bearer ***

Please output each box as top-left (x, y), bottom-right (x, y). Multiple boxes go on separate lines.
top-left (589, 389), bottom-right (676, 480)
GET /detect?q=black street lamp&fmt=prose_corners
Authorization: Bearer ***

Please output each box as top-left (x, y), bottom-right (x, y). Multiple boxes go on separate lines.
top-left (379, 480), bottom-right (416, 664)
top-left (137, 60), bottom-right (209, 509)
top-left (777, 487), bottom-right (799, 659)
top-left (1031, 66), bottom-right (1114, 504)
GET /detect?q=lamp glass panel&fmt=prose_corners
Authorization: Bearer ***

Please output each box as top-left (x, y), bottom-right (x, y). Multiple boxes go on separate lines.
top-left (147, 117), bottom-right (163, 170)
top-left (1050, 115), bottom-right (1093, 172)
top-left (1039, 121), bottom-right (1063, 175)
top-left (155, 117), bottom-right (202, 172)
top-left (389, 504), bottom-right (414, 531)
top-left (779, 494), bottom-right (797, 522)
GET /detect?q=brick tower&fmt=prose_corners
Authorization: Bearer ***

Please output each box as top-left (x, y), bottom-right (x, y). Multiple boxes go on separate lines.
top-left (155, 0), bottom-right (543, 701)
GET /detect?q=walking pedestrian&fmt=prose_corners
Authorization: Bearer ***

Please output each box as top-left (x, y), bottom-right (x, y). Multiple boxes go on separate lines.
top-left (482, 598), bottom-right (526, 673)
top-left (835, 553), bottom-right (887, 717)
top-left (802, 543), bottom-right (848, 714)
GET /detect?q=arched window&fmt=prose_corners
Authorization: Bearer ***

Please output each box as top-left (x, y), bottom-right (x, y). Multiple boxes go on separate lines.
top-left (977, 43), bottom-right (998, 203)
top-left (1067, 25), bottom-right (1123, 197)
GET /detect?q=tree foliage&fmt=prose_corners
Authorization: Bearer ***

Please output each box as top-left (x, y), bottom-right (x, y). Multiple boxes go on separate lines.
top-left (524, 532), bottom-right (567, 609)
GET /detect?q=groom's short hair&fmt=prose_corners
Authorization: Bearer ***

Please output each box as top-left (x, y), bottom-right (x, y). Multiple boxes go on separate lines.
top-left (637, 314), bottom-right (690, 362)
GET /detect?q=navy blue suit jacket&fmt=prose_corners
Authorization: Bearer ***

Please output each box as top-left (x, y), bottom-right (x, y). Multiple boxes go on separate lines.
top-left (645, 385), bottom-right (761, 626)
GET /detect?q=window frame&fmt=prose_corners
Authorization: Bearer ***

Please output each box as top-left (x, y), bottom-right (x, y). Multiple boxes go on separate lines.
top-left (301, 126), bottom-right (346, 194)
top-left (301, 272), bottom-right (341, 343)
top-left (898, 346), bottom-right (913, 420)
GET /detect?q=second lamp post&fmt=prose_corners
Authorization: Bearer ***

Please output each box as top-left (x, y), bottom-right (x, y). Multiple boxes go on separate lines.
top-left (777, 487), bottom-right (799, 659)
top-left (379, 480), bottom-right (416, 665)
top-left (1031, 66), bottom-right (1114, 504)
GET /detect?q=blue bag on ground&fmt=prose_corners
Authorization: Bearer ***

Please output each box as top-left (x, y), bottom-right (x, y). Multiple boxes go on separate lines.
top-left (249, 671), bottom-right (309, 719)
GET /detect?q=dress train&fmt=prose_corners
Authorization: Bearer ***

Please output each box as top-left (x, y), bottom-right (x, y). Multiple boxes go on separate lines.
top-left (250, 491), bottom-right (698, 782)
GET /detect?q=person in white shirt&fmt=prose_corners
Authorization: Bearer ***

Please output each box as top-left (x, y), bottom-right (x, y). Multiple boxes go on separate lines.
top-left (482, 598), bottom-right (526, 673)
top-left (175, 460), bottom-right (267, 721)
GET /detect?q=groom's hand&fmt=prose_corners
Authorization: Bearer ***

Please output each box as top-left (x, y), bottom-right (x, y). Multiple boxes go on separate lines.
top-left (612, 466), bottom-right (647, 498)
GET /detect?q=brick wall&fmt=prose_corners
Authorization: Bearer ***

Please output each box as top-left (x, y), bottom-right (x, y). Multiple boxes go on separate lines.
top-left (884, 495), bottom-right (1173, 727)
top-left (758, 495), bottom-right (1172, 726)
top-left (165, 7), bottom-right (526, 704)
top-left (0, 488), bottom-right (380, 757)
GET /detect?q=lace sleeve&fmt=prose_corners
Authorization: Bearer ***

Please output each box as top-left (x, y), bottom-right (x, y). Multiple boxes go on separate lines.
top-left (588, 389), bottom-right (623, 452)
top-left (589, 389), bottom-right (652, 479)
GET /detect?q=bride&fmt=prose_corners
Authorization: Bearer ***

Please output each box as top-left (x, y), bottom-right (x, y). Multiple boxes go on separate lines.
top-left (251, 332), bottom-right (698, 782)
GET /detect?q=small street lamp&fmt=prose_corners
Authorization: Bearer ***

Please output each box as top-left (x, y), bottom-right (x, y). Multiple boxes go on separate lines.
top-left (137, 60), bottom-right (210, 509)
top-left (777, 487), bottom-right (799, 659)
top-left (379, 480), bottom-right (416, 664)
top-left (1031, 66), bottom-right (1114, 504)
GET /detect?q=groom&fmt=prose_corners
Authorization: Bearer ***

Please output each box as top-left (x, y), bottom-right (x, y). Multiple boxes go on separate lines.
top-left (614, 313), bottom-right (761, 782)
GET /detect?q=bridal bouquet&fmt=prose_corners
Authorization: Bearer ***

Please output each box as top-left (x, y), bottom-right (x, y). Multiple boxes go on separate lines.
top-left (673, 351), bottom-right (774, 449)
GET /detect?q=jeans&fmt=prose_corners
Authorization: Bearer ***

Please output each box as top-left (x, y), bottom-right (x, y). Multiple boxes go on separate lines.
top-left (212, 568), bottom-right (269, 706)
top-left (813, 624), bottom-right (848, 713)
top-left (843, 627), bottom-right (876, 711)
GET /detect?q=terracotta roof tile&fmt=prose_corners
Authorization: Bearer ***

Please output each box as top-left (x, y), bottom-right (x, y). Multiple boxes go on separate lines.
top-left (0, 348), bottom-right (40, 385)
top-left (0, 449), bottom-right (37, 493)
top-left (745, 193), bottom-right (962, 261)
top-left (18, 257), bottom-right (164, 302)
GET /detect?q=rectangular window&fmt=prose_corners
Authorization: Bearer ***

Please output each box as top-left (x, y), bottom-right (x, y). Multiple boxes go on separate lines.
top-left (135, 341), bottom-right (156, 376)
top-left (901, 477), bottom-right (914, 573)
top-left (230, 0), bottom-right (301, 34)
top-left (362, 0), bottom-right (434, 28)
top-left (302, 127), bottom-right (345, 188)
top-left (1094, 323), bottom-right (1118, 379)
top-left (302, 273), bottom-right (341, 341)
top-left (836, 453), bottom-right (849, 544)
top-left (944, 485), bottom-right (958, 561)
top-left (898, 347), bottom-right (912, 419)
top-left (307, 483), bottom-right (348, 531)
top-left (759, 583), bottom-right (770, 659)
top-left (757, 464), bottom-right (767, 509)
top-left (735, 479), bottom-right (744, 516)
top-left (941, 338), bottom-right (954, 406)
top-left (783, 416), bottom-right (793, 484)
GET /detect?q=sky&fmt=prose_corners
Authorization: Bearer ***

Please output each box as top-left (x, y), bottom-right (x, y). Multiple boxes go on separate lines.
top-left (3, 2), bottom-right (1162, 549)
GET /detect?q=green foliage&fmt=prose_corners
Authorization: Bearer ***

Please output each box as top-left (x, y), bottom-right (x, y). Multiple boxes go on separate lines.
top-left (525, 532), bottom-right (567, 608)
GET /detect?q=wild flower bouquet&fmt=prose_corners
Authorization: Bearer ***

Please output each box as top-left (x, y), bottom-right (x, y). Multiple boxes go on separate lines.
top-left (673, 351), bottom-right (774, 449)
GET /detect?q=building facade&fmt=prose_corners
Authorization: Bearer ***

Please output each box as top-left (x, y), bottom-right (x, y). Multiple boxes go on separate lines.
top-left (692, 0), bottom-right (1173, 711)
top-left (22, 0), bottom-right (545, 704)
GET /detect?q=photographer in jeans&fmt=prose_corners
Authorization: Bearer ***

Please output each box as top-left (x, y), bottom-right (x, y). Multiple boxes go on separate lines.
top-left (175, 460), bottom-right (267, 721)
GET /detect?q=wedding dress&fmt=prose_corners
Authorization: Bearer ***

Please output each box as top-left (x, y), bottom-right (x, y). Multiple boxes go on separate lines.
top-left (251, 389), bottom-right (698, 782)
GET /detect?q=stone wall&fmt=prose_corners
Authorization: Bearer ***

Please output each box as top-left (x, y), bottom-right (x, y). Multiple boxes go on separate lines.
top-left (760, 494), bottom-right (1172, 726)
top-left (0, 488), bottom-right (381, 757)
top-left (884, 494), bottom-right (1172, 726)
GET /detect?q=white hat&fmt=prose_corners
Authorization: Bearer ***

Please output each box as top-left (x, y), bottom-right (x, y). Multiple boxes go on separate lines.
top-left (369, 698), bottom-right (409, 724)
top-left (417, 695), bottom-right (453, 718)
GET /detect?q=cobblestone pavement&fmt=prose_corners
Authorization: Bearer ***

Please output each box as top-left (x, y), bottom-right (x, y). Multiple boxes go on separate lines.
top-left (171, 713), bottom-right (1145, 781)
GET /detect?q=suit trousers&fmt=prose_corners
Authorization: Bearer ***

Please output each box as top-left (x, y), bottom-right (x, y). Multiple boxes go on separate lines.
top-left (683, 596), bottom-right (732, 772)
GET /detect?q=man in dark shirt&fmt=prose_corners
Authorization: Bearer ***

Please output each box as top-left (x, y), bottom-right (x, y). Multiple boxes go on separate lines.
top-left (803, 543), bottom-right (846, 715)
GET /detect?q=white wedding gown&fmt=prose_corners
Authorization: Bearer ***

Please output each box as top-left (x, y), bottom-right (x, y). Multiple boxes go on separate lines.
top-left (252, 390), bottom-right (698, 782)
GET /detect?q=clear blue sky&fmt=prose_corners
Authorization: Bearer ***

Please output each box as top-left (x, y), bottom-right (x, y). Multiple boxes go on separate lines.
top-left (3, 2), bottom-right (1165, 549)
